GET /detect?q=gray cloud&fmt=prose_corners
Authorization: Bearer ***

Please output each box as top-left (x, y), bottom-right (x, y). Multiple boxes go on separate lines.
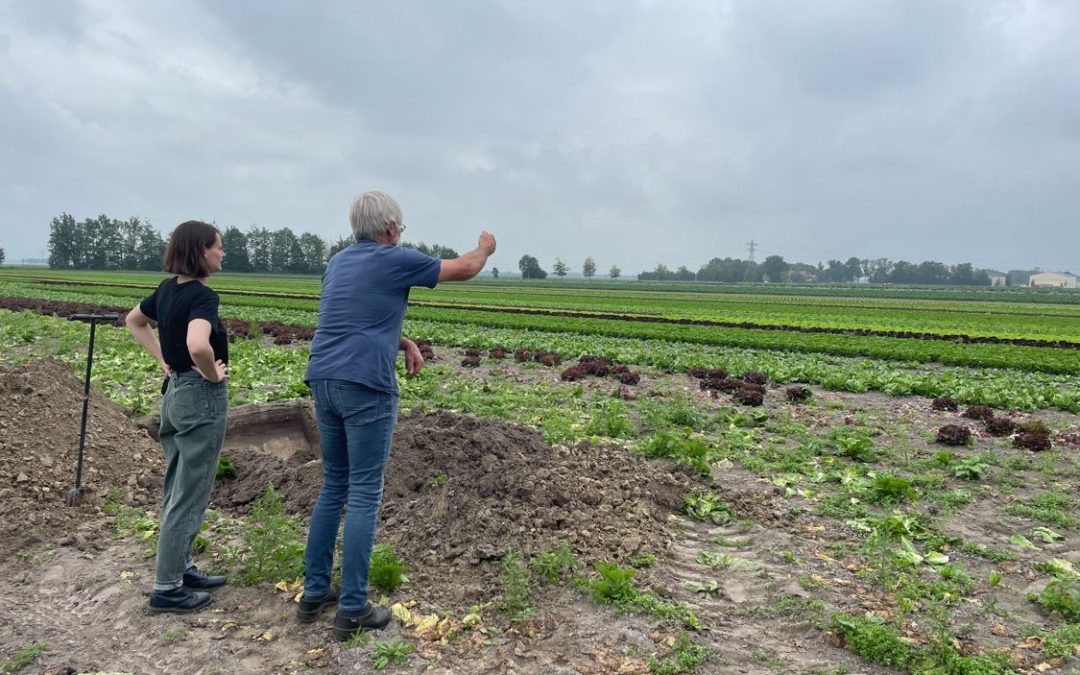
top-left (1, 0), bottom-right (1077, 274)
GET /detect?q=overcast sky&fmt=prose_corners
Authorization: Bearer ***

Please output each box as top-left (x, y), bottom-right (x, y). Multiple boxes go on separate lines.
top-left (1, 0), bottom-right (1078, 274)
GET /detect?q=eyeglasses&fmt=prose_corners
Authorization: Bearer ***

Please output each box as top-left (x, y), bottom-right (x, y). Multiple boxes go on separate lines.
top-left (396, 222), bottom-right (406, 234)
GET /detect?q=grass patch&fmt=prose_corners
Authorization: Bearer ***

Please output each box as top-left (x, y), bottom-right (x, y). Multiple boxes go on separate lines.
top-left (576, 562), bottom-right (699, 629)
top-left (1004, 492), bottom-right (1079, 530)
top-left (3, 643), bottom-right (49, 673)
top-left (831, 614), bottom-right (913, 668)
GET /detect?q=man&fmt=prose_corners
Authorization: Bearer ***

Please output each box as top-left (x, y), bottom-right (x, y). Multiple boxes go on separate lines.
top-left (297, 190), bottom-right (496, 641)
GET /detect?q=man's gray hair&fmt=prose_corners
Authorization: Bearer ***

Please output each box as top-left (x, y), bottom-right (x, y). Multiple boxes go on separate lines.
top-left (350, 191), bottom-right (403, 241)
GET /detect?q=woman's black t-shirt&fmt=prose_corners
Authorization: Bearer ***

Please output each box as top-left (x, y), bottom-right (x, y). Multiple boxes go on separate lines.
top-left (139, 277), bottom-right (228, 373)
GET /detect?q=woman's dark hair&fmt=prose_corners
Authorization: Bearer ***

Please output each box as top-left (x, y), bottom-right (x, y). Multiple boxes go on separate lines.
top-left (163, 220), bottom-right (220, 277)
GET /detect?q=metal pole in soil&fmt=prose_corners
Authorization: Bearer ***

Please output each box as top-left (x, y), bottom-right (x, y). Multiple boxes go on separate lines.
top-left (66, 313), bottom-right (118, 506)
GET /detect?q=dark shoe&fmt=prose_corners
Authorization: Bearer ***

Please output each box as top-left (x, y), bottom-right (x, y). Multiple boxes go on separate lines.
top-left (183, 566), bottom-right (227, 590)
top-left (296, 587), bottom-right (339, 624)
top-left (332, 604), bottom-right (391, 641)
top-left (148, 586), bottom-right (212, 614)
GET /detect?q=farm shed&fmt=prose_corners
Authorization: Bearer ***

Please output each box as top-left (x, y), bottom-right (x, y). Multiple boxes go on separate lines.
top-left (1028, 271), bottom-right (1077, 288)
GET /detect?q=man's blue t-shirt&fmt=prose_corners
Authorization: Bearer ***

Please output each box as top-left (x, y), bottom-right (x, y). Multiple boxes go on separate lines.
top-left (305, 240), bottom-right (440, 394)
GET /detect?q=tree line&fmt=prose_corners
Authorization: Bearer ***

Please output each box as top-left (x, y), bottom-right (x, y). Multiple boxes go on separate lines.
top-left (517, 253), bottom-right (1039, 286)
top-left (38, 213), bottom-right (1039, 286)
top-left (638, 255), bottom-right (1005, 285)
top-left (44, 213), bottom-right (458, 275)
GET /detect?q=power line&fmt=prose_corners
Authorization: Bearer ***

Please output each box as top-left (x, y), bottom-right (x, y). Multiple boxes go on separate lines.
top-left (745, 239), bottom-right (757, 262)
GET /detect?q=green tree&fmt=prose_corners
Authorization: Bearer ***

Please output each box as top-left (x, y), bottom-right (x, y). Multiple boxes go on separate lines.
top-left (673, 265), bottom-right (695, 281)
top-left (697, 257), bottom-right (757, 282)
top-left (758, 255), bottom-right (788, 282)
top-left (582, 257), bottom-right (596, 278)
top-left (553, 258), bottom-right (569, 277)
top-left (0, 246), bottom-right (5, 265)
top-left (406, 242), bottom-right (459, 259)
top-left (916, 260), bottom-right (949, 284)
top-left (491, 267), bottom-right (499, 279)
top-left (267, 227), bottom-right (302, 273)
top-left (298, 232), bottom-right (327, 275)
top-left (950, 262), bottom-right (977, 285)
top-left (518, 254), bottom-right (547, 279)
top-left (136, 222), bottom-right (165, 271)
top-left (48, 213), bottom-right (78, 268)
top-left (327, 235), bottom-right (353, 263)
top-left (119, 217), bottom-right (142, 270)
top-left (865, 258), bottom-right (892, 283)
top-left (609, 265), bottom-right (621, 279)
top-left (247, 226), bottom-right (272, 273)
top-left (221, 226), bottom-right (251, 272)
top-left (823, 259), bottom-right (845, 282)
top-left (844, 257), bottom-right (863, 282)
top-left (890, 260), bottom-right (916, 283)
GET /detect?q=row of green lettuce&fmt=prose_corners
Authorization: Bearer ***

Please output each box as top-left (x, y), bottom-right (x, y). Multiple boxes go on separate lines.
top-left (2, 281), bottom-right (1080, 376)
top-left (7, 275), bottom-right (1080, 341)
top-left (2, 309), bottom-right (1078, 414)
top-left (4, 267), bottom-right (1079, 304)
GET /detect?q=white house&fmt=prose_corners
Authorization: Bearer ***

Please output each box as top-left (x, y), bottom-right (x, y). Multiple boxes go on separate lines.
top-left (984, 270), bottom-right (1006, 287)
top-left (1029, 272), bottom-right (1077, 289)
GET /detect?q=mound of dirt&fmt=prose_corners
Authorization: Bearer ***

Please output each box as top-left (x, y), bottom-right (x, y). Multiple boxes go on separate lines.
top-left (212, 411), bottom-right (698, 610)
top-left (0, 360), bottom-right (164, 560)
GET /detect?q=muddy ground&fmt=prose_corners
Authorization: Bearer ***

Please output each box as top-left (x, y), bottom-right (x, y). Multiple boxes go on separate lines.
top-left (0, 351), bottom-right (1076, 674)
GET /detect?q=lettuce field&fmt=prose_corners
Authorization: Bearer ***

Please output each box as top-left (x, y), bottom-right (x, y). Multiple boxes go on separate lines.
top-left (0, 267), bottom-right (1077, 674)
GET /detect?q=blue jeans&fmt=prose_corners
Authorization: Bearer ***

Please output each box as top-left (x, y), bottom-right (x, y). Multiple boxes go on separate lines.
top-left (304, 379), bottom-right (398, 615)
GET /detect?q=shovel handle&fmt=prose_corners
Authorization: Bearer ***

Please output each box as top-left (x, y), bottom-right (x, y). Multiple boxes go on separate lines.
top-left (70, 313), bottom-right (119, 323)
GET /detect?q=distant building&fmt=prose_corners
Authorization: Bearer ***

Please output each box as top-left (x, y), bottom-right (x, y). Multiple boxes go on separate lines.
top-left (984, 270), bottom-right (1006, 287)
top-left (1029, 272), bottom-right (1077, 289)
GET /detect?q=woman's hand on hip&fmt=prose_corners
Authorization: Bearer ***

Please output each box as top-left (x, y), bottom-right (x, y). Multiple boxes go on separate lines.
top-left (193, 359), bottom-right (228, 383)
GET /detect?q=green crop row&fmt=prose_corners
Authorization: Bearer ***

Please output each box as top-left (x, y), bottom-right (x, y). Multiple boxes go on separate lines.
top-left (3, 308), bottom-right (1078, 413)
top-left (8, 273), bottom-right (1080, 342)
top-left (4, 267), bottom-right (1079, 305)
top-left (4, 281), bottom-right (1080, 375)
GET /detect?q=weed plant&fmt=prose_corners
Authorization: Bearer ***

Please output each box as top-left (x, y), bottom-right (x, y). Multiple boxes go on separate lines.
top-left (499, 550), bottom-right (534, 621)
top-left (576, 563), bottom-right (699, 629)
top-left (649, 632), bottom-right (710, 674)
top-left (369, 544), bottom-right (406, 594)
top-left (230, 485), bottom-right (305, 586)
top-left (216, 455), bottom-right (236, 479)
top-left (584, 399), bottom-right (637, 439)
top-left (868, 475), bottom-right (918, 506)
top-left (372, 638), bottom-right (414, 670)
top-left (1031, 579), bottom-right (1080, 622)
top-left (531, 542), bottom-right (578, 584)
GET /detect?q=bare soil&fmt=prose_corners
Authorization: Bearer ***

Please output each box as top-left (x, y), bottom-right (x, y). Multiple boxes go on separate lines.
top-left (1, 354), bottom-right (1076, 674)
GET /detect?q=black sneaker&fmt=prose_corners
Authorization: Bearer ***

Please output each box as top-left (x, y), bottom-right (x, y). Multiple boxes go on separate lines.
top-left (332, 604), bottom-right (391, 641)
top-left (183, 566), bottom-right (227, 590)
top-left (296, 587), bottom-right (339, 624)
top-left (148, 586), bottom-right (212, 614)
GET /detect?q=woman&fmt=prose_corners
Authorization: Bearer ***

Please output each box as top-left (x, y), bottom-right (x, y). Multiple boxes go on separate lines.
top-left (297, 191), bottom-right (495, 641)
top-left (126, 220), bottom-right (229, 614)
